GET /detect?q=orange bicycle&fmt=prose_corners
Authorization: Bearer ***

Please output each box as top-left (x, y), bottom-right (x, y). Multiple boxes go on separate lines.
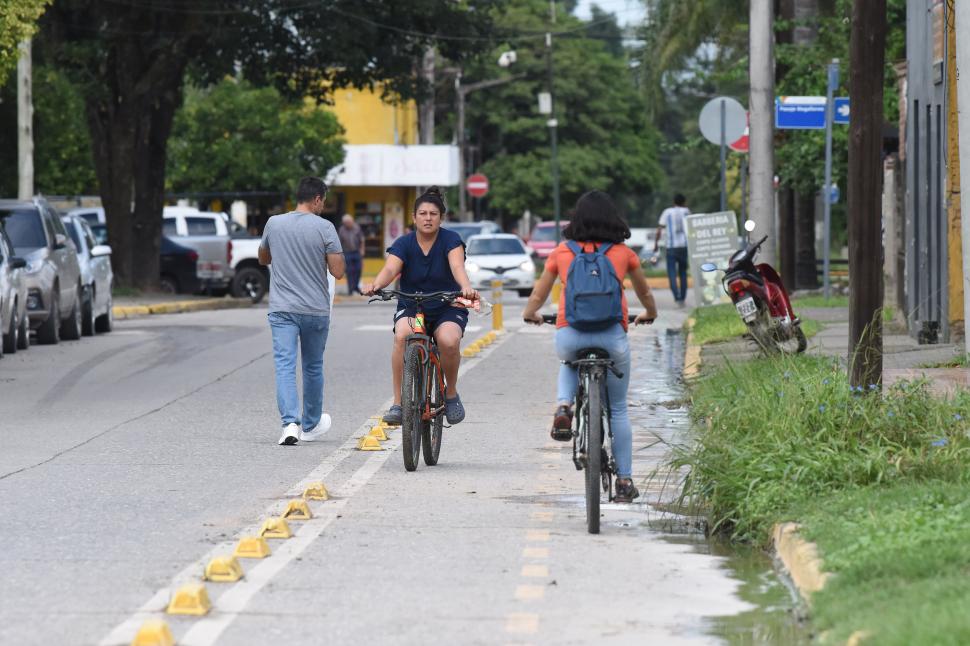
top-left (369, 289), bottom-right (462, 471)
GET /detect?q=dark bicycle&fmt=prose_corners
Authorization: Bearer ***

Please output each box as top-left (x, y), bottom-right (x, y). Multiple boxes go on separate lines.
top-left (369, 289), bottom-right (462, 471)
top-left (541, 313), bottom-right (642, 534)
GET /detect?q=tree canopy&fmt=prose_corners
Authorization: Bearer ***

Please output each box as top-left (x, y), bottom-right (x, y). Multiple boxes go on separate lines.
top-left (0, 0), bottom-right (49, 82)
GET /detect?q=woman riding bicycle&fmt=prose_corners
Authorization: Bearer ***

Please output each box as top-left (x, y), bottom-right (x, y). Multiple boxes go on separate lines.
top-left (522, 190), bottom-right (658, 503)
top-left (363, 187), bottom-right (479, 427)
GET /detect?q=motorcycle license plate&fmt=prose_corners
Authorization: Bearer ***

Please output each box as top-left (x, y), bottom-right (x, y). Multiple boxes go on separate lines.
top-left (736, 297), bottom-right (757, 321)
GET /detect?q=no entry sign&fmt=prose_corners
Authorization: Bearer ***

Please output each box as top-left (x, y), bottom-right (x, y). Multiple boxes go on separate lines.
top-left (466, 173), bottom-right (489, 198)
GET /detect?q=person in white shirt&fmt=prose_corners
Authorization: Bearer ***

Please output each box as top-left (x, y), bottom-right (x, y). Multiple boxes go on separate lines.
top-left (654, 194), bottom-right (690, 307)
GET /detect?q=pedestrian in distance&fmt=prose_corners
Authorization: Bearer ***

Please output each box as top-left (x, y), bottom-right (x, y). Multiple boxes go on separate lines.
top-left (259, 177), bottom-right (346, 446)
top-left (338, 213), bottom-right (366, 295)
top-left (523, 190), bottom-right (658, 503)
top-left (362, 187), bottom-right (480, 427)
top-left (654, 193), bottom-right (690, 308)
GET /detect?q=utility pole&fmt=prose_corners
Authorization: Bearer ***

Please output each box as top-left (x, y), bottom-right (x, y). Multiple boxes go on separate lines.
top-left (17, 39), bottom-right (33, 200)
top-left (419, 47), bottom-right (435, 146)
top-left (822, 59), bottom-right (839, 299)
top-left (547, 1), bottom-right (562, 243)
top-left (749, 0), bottom-right (776, 263)
top-left (957, 0), bottom-right (970, 358)
top-left (847, 0), bottom-right (886, 389)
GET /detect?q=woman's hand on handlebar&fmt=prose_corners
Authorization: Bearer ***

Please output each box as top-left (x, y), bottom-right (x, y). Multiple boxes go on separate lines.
top-left (460, 286), bottom-right (480, 301)
top-left (523, 311), bottom-right (543, 325)
top-left (361, 283), bottom-right (380, 296)
top-left (634, 311), bottom-right (655, 326)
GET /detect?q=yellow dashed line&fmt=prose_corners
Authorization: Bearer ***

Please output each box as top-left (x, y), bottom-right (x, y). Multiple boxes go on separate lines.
top-left (530, 511), bottom-right (554, 522)
top-left (520, 564), bottom-right (550, 578)
top-left (525, 529), bottom-right (550, 541)
top-left (514, 584), bottom-right (546, 601)
top-left (505, 613), bottom-right (540, 634)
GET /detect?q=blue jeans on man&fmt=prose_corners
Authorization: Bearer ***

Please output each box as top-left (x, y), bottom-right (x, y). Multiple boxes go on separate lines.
top-left (666, 246), bottom-right (689, 303)
top-left (344, 251), bottom-right (363, 295)
top-left (268, 312), bottom-right (330, 430)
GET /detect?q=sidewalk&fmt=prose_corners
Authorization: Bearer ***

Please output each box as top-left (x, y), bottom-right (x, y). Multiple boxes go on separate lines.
top-left (699, 304), bottom-right (967, 394)
top-left (112, 292), bottom-right (254, 318)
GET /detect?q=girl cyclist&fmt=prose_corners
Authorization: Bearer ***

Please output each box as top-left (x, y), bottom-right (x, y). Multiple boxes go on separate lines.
top-left (363, 187), bottom-right (479, 427)
top-left (522, 190), bottom-right (658, 503)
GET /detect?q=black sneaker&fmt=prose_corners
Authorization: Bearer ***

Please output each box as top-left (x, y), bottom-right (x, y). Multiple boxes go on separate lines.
top-left (383, 405), bottom-right (403, 426)
top-left (614, 479), bottom-right (640, 503)
top-left (550, 405), bottom-right (573, 441)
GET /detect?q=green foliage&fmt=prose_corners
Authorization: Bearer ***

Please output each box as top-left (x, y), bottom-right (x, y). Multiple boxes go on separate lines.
top-left (0, 0), bottom-right (49, 83)
top-left (675, 356), bottom-right (970, 543)
top-left (462, 1), bottom-right (662, 222)
top-left (691, 302), bottom-right (819, 345)
top-left (166, 80), bottom-right (345, 195)
top-left (0, 64), bottom-right (96, 196)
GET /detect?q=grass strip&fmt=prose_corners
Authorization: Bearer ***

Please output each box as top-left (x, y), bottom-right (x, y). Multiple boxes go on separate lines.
top-left (674, 355), bottom-right (970, 643)
top-left (691, 302), bottom-right (819, 345)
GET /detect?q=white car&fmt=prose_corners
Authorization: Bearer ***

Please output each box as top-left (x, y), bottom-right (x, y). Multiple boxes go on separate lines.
top-left (464, 234), bottom-right (535, 298)
top-left (62, 215), bottom-right (114, 334)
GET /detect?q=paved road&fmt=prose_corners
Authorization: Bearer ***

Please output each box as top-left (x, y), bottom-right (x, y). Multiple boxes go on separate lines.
top-left (0, 291), bottom-right (753, 645)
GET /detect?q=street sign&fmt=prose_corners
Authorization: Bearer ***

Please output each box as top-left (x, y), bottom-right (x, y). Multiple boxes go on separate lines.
top-left (729, 121), bottom-right (749, 153)
top-left (466, 173), bottom-right (489, 198)
top-left (775, 96), bottom-right (850, 129)
top-left (833, 97), bottom-right (850, 124)
top-left (685, 211), bottom-right (739, 306)
top-left (829, 182), bottom-right (840, 204)
top-left (698, 97), bottom-right (746, 145)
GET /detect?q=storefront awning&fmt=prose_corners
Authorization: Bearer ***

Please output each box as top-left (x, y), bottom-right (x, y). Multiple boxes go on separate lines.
top-left (327, 145), bottom-right (459, 187)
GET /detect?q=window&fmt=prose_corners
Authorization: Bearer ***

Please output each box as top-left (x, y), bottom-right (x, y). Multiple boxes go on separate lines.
top-left (65, 220), bottom-right (83, 251)
top-left (49, 209), bottom-right (69, 237)
top-left (80, 220), bottom-right (98, 251)
top-left (162, 219), bottom-right (179, 236)
top-left (467, 238), bottom-right (526, 256)
top-left (91, 224), bottom-right (108, 246)
top-left (78, 211), bottom-right (101, 225)
top-left (530, 225), bottom-right (563, 242)
top-left (0, 209), bottom-right (47, 250)
top-left (185, 217), bottom-right (218, 236)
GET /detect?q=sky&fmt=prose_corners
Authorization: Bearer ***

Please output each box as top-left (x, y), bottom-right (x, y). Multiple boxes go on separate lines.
top-left (573, 0), bottom-right (647, 26)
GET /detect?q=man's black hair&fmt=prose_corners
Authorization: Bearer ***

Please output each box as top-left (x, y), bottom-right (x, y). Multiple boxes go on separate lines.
top-left (295, 176), bottom-right (328, 204)
top-left (562, 190), bottom-right (630, 244)
top-left (673, 193), bottom-right (686, 206)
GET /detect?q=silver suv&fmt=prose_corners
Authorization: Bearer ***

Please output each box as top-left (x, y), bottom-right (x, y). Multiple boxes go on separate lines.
top-left (0, 198), bottom-right (84, 344)
top-left (0, 225), bottom-right (29, 356)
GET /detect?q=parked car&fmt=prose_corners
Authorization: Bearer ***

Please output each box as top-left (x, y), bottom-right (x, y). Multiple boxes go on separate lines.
top-left (221, 214), bottom-right (268, 303)
top-left (160, 236), bottom-right (201, 295)
top-left (162, 207), bottom-right (233, 294)
top-left (0, 198), bottom-right (83, 344)
top-left (443, 221), bottom-right (502, 243)
top-left (0, 224), bottom-right (29, 356)
top-left (465, 234), bottom-right (536, 298)
top-left (62, 214), bottom-right (114, 334)
top-left (525, 221), bottom-right (568, 259)
top-left (66, 206), bottom-right (105, 226)
top-left (627, 227), bottom-right (657, 256)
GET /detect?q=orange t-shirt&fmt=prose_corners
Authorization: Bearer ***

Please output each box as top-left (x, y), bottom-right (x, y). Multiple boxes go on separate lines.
top-left (545, 241), bottom-right (639, 331)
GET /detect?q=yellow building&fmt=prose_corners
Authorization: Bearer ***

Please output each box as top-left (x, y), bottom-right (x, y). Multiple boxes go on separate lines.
top-left (324, 86), bottom-right (459, 272)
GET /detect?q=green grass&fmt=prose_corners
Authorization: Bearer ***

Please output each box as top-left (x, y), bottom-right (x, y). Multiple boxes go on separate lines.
top-left (690, 302), bottom-right (820, 345)
top-left (112, 286), bottom-right (142, 298)
top-left (792, 294), bottom-right (895, 322)
top-left (675, 356), bottom-right (970, 644)
top-left (921, 354), bottom-right (970, 369)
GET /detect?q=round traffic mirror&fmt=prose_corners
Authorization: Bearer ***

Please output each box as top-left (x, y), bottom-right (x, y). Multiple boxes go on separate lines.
top-left (744, 220), bottom-right (757, 232)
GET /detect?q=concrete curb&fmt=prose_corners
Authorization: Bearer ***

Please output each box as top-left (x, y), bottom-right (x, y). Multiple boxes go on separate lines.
top-left (771, 522), bottom-right (830, 604)
top-left (113, 298), bottom-right (254, 320)
top-left (682, 316), bottom-right (702, 380)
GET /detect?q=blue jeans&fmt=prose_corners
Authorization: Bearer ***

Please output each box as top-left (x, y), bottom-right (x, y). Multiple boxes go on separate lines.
top-left (555, 324), bottom-right (633, 478)
top-left (666, 246), bottom-right (689, 302)
top-left (344, 251), bottom-right (363, 295)
top-left (268, 312), bottom-right (330, 430)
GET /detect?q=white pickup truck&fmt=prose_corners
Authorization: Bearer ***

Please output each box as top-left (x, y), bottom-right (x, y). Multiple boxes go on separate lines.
top-left (161, 207), bottom-right (234, 294)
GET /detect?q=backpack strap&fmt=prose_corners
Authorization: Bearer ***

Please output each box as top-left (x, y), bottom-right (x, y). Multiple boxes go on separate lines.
top-left (595, 242), bottom-right (613, 255)
top-left (565, 240), bottom-right (582, 256)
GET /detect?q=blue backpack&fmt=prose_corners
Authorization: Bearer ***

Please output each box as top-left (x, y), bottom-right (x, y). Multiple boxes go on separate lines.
top-left (564, 241), bottom-right (623, 331)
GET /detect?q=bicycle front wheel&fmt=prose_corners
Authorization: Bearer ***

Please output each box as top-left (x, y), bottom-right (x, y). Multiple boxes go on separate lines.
top-left (422, 355), bottom-right (444, 466)
top-left (401, 343), bottom-right (423, 471)
top-left (585, 375), bottom-right (603, 534)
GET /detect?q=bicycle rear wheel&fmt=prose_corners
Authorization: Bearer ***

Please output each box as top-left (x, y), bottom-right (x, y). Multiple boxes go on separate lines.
top-left (422, 355), bottom-right (444, 466)
top-left (585, 374), bottom-right (603, 534)
top-left (401, 343), bottom-right (423, 471)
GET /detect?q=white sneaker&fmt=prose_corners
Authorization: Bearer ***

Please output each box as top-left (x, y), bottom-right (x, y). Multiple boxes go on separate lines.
top-left (278, 423), bottom-right (300, 445)
top-left (299, 414), bottom-right (332, 442)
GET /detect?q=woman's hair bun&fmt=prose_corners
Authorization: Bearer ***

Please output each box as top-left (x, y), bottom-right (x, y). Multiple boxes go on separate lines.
top-left (414, 185), bottom-right (447, 214)
top-left (423, 186), bottom-right (444, 200)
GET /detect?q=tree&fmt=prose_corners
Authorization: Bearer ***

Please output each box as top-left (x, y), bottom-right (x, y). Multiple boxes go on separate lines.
top-left (167, 80), bottom-right (345, 198)
top-left (0, 0), bottom-right (49, 82)
top-left (40, 1), bottom-right (498, 289)
top-left (459, 1), bottom-right (662, 223)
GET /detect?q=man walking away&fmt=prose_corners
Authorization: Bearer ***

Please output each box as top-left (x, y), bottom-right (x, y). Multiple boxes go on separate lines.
top-left (654, 193), bottom-right (690, 308)
top-left (259, 177), bottom-right (346, 445)
top-left (338, 214), bottom-right (365, 295)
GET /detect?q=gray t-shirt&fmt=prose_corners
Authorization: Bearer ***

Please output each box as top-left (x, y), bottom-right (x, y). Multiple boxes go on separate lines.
top-left (260, 211), bottom-right (342, 316)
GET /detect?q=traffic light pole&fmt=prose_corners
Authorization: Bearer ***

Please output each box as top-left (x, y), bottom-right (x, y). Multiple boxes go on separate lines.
top-left (546, 30), bottom-right (561, 243)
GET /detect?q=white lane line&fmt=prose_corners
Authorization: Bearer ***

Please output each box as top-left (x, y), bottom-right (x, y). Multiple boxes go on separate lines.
top-left (100, 327), bottom-right (515, 646)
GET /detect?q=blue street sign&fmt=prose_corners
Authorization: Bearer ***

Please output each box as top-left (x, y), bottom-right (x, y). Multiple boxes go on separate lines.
top-left (776, 96), bottom-right (827, 129)
top-left (829, 183), bottom-right (840, 204)
top-left (833, 97), bottom-right (850, 124)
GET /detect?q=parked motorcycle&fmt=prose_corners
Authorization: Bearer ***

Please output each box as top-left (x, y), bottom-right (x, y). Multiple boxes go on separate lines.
top-left (701, 231), bottom-right (807, 355)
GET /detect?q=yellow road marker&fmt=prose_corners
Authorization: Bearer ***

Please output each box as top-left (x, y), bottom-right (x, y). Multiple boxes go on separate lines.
top-left (525, 529), bottom-right (550, 542)
top-left (514, 584), bottom-right (545, 601)
top-left (368, 426), bottom-right (389, 441)
top-left (234, 536), bottom-right (271, 559)
top-left (302, 482), bottom-right (330, 501)
top-left (462, 347), bottom-right (480, 358)
top-left (204, 556), bottom-right (244, 583)
top-left (282, 499), bottom-right (313, 520)
top-left (166, 583), bottom-right (211, 616)
top-left (357, 435), bottom-right (383, 451)
top-left (521, 564), bottom-right (550, 578)
top-left (530, 511), bottom-right (554, 522)
top-left (130, 619), bottom-right (174, 646)
top-left (522, 547), bottom-right (549, 559)
top-left (259, 516), bottom-right (293, 539)
top-left (505, 613), bottom-right (539, 635)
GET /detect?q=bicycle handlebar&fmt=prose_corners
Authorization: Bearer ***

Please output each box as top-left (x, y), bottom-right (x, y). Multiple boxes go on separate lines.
top-left (368, 289), bottom-right (461, 304)
top-left (535, 313), bottom-right (652, 325)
